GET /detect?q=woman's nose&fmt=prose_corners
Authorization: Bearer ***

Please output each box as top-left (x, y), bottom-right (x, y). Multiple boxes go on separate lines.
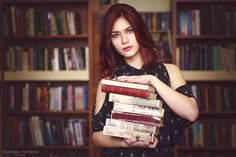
top-left (121, 33), bottom-right (129, 44)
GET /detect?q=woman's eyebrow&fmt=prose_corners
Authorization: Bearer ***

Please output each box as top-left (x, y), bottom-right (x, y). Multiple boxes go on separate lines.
top-left (111, 26), bottom-right (132, 34)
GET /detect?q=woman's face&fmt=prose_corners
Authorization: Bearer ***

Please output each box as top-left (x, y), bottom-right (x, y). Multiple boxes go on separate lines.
top-left (111, 16), bottom-right (140, 60)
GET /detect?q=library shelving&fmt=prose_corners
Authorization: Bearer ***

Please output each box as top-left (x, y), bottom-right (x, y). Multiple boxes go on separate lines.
top-left (172, 0), bottom-right (236, 157)
top-left (0, 0), bottom-right (99, 157)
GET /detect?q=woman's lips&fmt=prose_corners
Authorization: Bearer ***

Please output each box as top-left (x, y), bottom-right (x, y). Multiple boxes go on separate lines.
top-left (122, 46), bottom-right (132, 51)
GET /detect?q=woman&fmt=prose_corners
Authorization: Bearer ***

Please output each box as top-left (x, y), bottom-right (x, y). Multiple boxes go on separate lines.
top-left (92, 3), bottom-right (199, 157)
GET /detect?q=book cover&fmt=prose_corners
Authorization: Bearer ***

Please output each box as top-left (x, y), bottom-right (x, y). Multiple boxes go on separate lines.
top-left (113, 102), bottom-right (164, 118)
top-left (101, 79), bottom-right (156, 92)
top-left (111, 110), bottom-right (163, 127)
top-left (109, 93), bottom-right (162, 108)
top-left (101, 84), bottom-right (157, 99)
top-left (103, 125), bottom-right (151, 142)
top-left (105, 118), bottom-right (159, 135)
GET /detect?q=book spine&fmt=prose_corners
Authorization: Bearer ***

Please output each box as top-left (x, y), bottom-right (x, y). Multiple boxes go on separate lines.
top-left (109, 93), bottom-right (162, 108)
top-left (105, 118), bottom-right (158, 134)
top-left (113, 102), bottom-right (164, 118)
top-left (111, 111), bottom-right (162, 127)
top-left (103, 125), bottom-right (151, 141)
top-left (101, 79), bottom-right (155, 92)
top-left (101, 85), bottom-right (156, 99)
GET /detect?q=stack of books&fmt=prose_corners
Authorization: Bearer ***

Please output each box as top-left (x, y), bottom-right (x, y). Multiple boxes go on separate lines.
top-left (101, 79), bottom-right (164, 142)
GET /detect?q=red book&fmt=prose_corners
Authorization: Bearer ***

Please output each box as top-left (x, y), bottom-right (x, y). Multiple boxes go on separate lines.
top-left (101, 79), bottom-right (155, 92)
top-left (101, 84), bottom-right (157, 99)
top-left (111, 110), bottom-right (162, 127)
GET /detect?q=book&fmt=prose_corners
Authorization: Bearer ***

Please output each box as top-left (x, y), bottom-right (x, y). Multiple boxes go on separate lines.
top-left (103, 125), bottom-right (151, 142)
top-left (111, 110), bottom-right (163, 127)
top-left (101, 84), bottom-right (157, 99)
top-left (105, 118), bottom-right (159, 135)
top-left (113, 102), bottom-right (164, 118)
top-left (109, 93), bottom-right (162, 108)
top-left (101, 79), bottom-right (156, 92)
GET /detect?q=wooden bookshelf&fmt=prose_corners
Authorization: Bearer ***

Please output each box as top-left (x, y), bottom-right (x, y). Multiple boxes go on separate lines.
top-left (0, 0), bottom-right (100, 157)
top-left (172, 0), bottom-right (236, 157)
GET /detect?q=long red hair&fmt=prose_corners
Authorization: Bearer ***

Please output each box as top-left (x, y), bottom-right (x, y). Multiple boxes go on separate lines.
top-left (99, 3), bottom-right (159, 78)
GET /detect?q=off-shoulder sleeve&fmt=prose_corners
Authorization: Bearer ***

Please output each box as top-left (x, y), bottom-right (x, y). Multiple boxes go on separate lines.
top-left (92, 94), bottom-right (113, 132)
top-left (172, 84), bottom-right (196, 145)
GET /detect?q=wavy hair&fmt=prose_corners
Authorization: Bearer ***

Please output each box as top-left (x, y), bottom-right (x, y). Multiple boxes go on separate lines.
top-left (99, 3), bottom-right (159, 78)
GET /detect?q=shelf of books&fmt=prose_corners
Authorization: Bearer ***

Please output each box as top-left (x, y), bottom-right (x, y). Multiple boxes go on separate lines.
top-left (172, 0), bottom-right (236, 157)
top-left (0, 0), bottom-right (97, 157)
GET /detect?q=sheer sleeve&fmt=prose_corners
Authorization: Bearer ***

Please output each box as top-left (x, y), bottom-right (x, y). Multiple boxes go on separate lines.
top-left (172, 84), bottom-right (196, 145)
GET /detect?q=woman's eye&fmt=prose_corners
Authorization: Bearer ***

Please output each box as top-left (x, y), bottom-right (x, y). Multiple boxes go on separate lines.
top-left (112, 34), bottom-right (119, 38)
top-left (127, 29), bottom-right (133, 34)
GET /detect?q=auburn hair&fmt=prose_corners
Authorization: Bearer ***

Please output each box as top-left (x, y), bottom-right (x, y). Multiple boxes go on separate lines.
top-left (99, 3), bottom-right (160, 78)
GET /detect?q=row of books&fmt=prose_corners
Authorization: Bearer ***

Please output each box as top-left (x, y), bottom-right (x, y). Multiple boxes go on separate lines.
top-left (179, 153), bottom-right (235, 157)
top-left (139, 11), bottom-right (171, 32)
top-left (178, 7), bottom-right (236, 36)
top-left (2, 150), bottom-right (87, 157)
top-left (7, 83), bottom-right (88, 111)
top-left (2, 6), bottom-right (87, 36)
top-left (181, 121), bottom-right (236, 147)
top-left (6, 116), bottom-right (88, 146)
top-left (100, 79), bottom-right (164, 142)
top-left (6, 46), bottom-right (89, 71)
top-left (191, 83), bottom-right (236, 112)
top-left (176, 44), bottom-right (236, 71)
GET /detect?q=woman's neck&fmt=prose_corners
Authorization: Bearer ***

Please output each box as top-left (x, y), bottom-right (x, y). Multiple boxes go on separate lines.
top-left (124, 53), bottom-right (143, 69)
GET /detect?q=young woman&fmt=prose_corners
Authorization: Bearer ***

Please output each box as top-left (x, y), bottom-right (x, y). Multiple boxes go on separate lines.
top-left (92, 3), bottom-right (199, 157)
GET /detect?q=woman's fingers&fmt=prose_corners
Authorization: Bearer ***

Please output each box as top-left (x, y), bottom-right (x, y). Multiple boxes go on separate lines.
top-left (123, 135), bottom-right (158, 148)
top-left (147, 136), bottom-right (159, 148)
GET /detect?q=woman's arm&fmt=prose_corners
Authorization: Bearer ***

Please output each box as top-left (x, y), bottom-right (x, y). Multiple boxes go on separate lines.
top-left (92, 80), bottom-right (158, 148)
top-left (117, 64), bottom-right (199, 122)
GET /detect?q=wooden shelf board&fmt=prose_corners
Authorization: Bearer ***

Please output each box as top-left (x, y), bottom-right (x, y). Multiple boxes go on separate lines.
top-left (7, 110), bottom-right (89, 115)
top-left (3, 145), bottom-right (90, 150)
top-left (176, 146), bottom-right (236, 151)
top-left (182, 71), bottom-right (236, 81)
top-left (4, 71), bottom-right (89, 81)
top-left (2, 0), bottom-right (88, 4)
top-left (175, 0), bottom-right (236, 3)
top-left (4, 34), bottom-right (88, 40)
top-left (176, 35), bottom-right (236, 40)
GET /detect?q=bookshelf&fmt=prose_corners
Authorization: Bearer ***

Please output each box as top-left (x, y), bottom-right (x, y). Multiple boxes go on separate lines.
top-left (172, 0), bottom-right (236, 157)
top-left (0, 0), bottom-right (99, 157)
top-left (0, 1), bottom-right (3, 155)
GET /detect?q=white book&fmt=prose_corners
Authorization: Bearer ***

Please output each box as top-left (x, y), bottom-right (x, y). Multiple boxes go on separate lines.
top-left (101, 79), bottom-right (155, 92)
top-left (109, 93), bottom-right (162, 108)
top-left (63, 48), bottom-right (69, 70)
top-left (30, 116), bottom-right (44, 146)
top-left (85, 47), bottom-right (89, 70)
top-left (105, 118), bottom-right (158, 135)
top-left (66, 11), bottom-right (76, 35)
top-left (113, 102), bottom-right (164, 118)
top-left (195, 9), bottom-right (200, 36)
top-left (52, 48), bottom-right (59, 71)
top-left (103, 125), bottom-right (152, 142)
top-left (73, 120), bottom-right (80, 146)
top-left (22, 51), bottom-right (28, 71)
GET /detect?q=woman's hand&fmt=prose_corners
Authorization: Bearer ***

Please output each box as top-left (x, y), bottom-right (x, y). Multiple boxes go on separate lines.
top-left (123, 135), bottom-right (158, 148)
top-left (116, 75), bottom-right (156, 86)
